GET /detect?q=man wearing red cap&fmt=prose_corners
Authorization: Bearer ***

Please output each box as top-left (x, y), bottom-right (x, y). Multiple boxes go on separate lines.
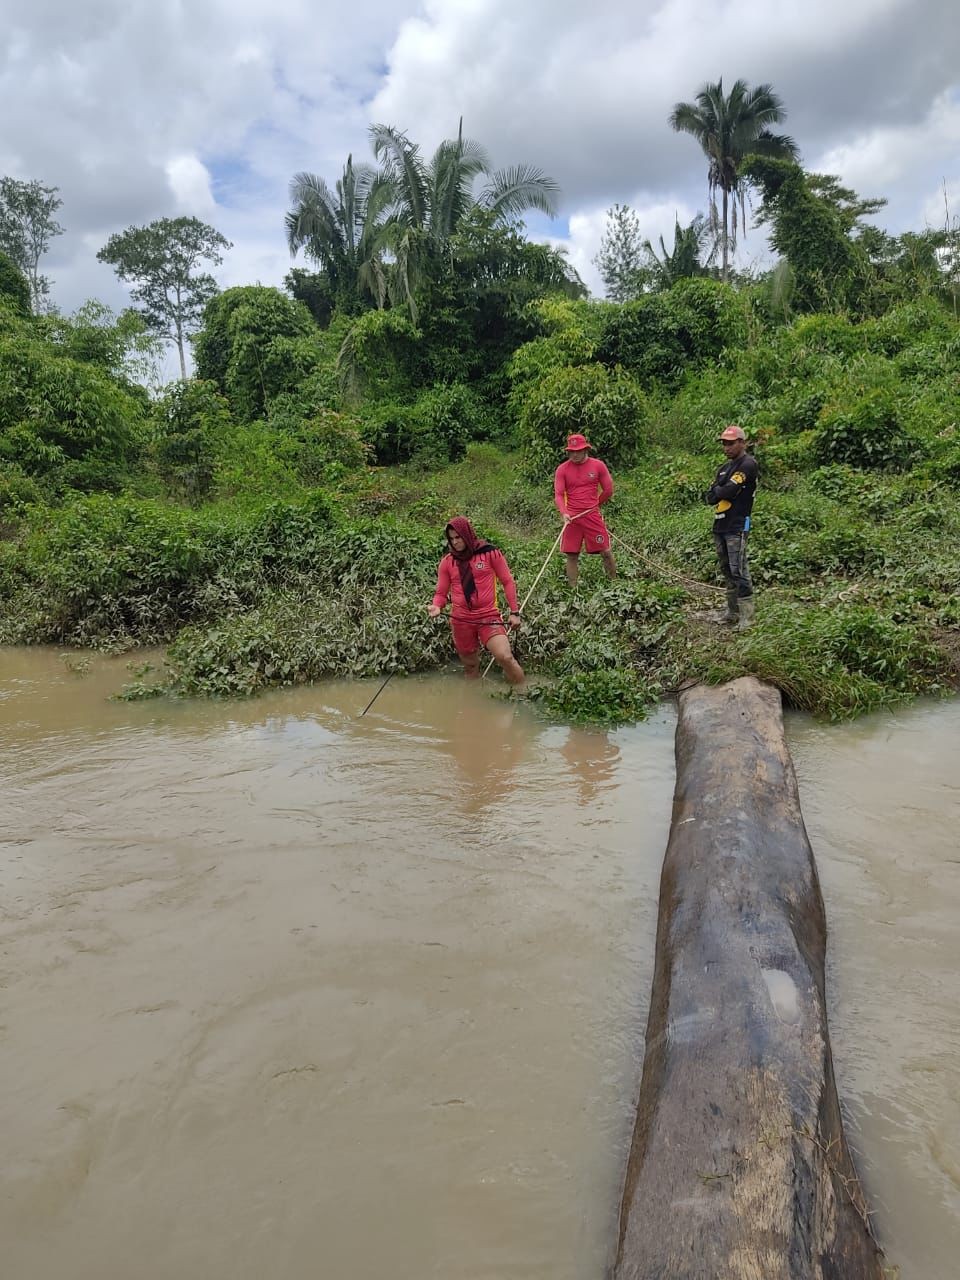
top-left (704, 425), bottom-right (759, 629)
top-left (553, 434), bottom-right (617, 587)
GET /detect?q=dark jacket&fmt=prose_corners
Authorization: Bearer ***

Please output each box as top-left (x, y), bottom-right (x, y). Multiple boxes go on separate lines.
top-left (704, 452), bottom-right (758, 533)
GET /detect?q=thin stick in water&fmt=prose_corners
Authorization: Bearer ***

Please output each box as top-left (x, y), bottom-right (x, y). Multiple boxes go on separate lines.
top-left (360, 672), bottom-right (394, 716)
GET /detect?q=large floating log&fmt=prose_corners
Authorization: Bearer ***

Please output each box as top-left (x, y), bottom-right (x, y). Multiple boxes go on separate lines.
top-left (614, 677), bottom-right (885, 1279)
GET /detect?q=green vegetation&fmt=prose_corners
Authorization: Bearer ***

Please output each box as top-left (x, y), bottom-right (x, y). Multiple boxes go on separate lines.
top-left (97, 217), bottom-right (233, 379)
top-left (3, 102), bottom-right (959, 725)
top-left (0, 177), bottom-right (64, 311)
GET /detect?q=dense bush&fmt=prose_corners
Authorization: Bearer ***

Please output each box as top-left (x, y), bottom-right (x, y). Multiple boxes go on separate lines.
top-left (862, 299), bottom-right (956, 357)
top-left (596, 279), bottom-right (746, 386)
top-left (518, 362), bottom-right (647, 474)
top-left (147, 580), bottom-right (448, 698)
top-left (696, 599), bottom-right (948, 719)
top-left (361, 384), bottom-right (498, 468)
top-left (0, 252), bottom-right (31, 314)
top-left (151, 379), bottom-right (234, 503)
top-left (815, 386), bottom-right (914, 469)
top-left (0, 491), bottom-right (341, 645)
top-left (660, 364), bottom-right (762, 450)
top-left (0, 327), bottom-right (146, 491)
top-left (0, 464), bottom-right (43, 520)
top-left (193, 286), bottom-right (319, 420)
top-left (336, 308), bottom-right (422, 402)
top-left (120, 521), bottom-right (450, 697)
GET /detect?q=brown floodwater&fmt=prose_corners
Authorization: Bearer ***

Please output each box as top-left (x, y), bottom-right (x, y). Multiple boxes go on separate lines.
top-left (1, 648), bottom-right (957, 1279)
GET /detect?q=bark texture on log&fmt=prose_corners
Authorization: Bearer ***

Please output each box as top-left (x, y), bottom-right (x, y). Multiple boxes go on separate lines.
top-left (614, 677), bottom-right (885, 1280)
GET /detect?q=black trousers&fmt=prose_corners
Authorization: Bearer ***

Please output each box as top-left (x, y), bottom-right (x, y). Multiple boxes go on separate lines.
top-left (713, 529), bottom-right (753, 599)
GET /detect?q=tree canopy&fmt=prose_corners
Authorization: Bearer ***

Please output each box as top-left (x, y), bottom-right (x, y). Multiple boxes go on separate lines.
top-left (97, 216), bottom-right (232, 378)
top-left (669, 78), bottom-right (798, 281)
top-left (287, 120), bottom-right (561, 323)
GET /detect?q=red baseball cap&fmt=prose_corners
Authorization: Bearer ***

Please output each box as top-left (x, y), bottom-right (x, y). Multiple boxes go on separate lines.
top-left (718, 424), bottom-right (746, 441)
top-left (565, 433), bottom-right (593, 451)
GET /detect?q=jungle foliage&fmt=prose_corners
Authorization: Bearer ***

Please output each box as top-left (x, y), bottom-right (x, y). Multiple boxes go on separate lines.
top-left (2, 136), bottom-right (960, 725)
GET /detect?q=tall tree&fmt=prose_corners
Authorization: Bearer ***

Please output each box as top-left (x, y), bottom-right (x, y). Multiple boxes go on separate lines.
top-left (285, 155), bottom-right (394, 311)
top-left (97, 216), bottom-right (231, 378)
top-left (0, 177), bottom-right (65, 311)
top-left (369, 120), bottom-right (559, 318)
top-left (804, 174), bottom-right (886, 234)
top-left (669, 78), bottom-right (798, 281)
top-left (593, 204), bottom-right (648, 302)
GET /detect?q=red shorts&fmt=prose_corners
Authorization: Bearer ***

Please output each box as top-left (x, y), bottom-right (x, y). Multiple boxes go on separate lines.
top-left (561, 510), bottom-right (609, 553)
top-left (450, 617), bottom-right (507, 657)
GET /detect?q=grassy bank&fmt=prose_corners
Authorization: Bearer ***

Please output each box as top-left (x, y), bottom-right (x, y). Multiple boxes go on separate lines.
top-left (2, 437), bottom-right (957, 722)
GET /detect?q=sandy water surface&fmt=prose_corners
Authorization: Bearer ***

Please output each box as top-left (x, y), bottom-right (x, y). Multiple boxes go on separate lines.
top-left (1, 648), bottom-right (957, 1278)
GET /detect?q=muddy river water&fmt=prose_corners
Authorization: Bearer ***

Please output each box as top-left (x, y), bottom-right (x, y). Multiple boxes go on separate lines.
top-left (1, 648), bottom-right (958, 1279)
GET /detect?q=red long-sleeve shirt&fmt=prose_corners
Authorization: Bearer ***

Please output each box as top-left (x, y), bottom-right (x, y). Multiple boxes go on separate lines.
top-left (554, 457), bottom-right (614, 515)
top-left (432, 549), bottom-right (520, 620)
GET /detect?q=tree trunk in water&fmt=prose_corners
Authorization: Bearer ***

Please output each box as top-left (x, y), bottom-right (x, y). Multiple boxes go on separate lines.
top-left (613, 678), bottom-right (885, 1280)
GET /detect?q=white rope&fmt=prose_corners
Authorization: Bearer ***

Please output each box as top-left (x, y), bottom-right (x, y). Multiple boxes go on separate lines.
top-left (607, 531), bottom-right (724, 596)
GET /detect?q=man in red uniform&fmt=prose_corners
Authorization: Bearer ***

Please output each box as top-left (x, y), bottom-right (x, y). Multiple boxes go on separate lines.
top-left (428, 516), bottom-right (526, 690)
top-left (553, 433), bottom-right (616, 587)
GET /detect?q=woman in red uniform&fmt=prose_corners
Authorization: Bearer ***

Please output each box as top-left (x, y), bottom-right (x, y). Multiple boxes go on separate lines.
top-left (428, 517), bottom-right (526, 691)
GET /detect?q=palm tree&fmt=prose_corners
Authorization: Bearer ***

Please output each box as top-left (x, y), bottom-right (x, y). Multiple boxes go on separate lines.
top-left (285, 155), bottom-right (394, 308)
top-left (369, 120), bottom-right (560, 317)
top-left (669, 78), bottom-right (799, 282)
top-left (643, 214), bottom-right (717, 290)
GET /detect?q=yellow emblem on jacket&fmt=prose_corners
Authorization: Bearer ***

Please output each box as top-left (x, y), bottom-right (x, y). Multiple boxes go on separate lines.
top-left (732, 471), bottom-right (746, 484)
top-left (715, 499), bottom-right (732, 512)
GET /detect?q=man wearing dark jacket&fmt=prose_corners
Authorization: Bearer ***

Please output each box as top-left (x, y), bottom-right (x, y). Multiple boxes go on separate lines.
top-left (704, 424), bottom-right (759, 630)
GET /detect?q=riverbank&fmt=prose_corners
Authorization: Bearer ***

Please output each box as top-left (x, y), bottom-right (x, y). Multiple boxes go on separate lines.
top-left (2, 439), bottom-right (958, 722)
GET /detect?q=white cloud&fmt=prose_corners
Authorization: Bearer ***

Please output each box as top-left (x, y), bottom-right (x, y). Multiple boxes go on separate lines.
top-left (371, 0), bottom-right (960, 208)
top-left (0, 0), bottom-right (957, 336)
top-left (1, 1), bottom-right (415, 316)
top-left (166, 156), bottom-right (216, 216)
top-left (816, 92), bottom-right (960, 190)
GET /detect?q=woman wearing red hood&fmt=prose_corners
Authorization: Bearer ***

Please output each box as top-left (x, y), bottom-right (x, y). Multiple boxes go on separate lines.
top-left (428, 517), bottom-right (526, 690)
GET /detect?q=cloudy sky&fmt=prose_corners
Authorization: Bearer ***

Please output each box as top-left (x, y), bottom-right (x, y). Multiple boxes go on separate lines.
top-left (3, 0), bottom-right (959, 327)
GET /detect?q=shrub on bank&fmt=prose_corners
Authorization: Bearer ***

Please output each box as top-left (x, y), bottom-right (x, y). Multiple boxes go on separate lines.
top-left (518, 362), bottom-right (647, 475)
top-left (695, 599), bottom-right (949, 719)
top-left (0, 329), bottom-right (147, 493)
top-left (0, 491), bottom-right (342, 645)
top-left (151, 579), bottom-right (450, 697)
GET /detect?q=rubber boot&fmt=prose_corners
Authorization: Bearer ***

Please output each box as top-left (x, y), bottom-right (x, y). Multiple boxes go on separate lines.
top-left (737, 596), bottom-right (756, 631)
top-left (724, 587), bottom-right (739, 625)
